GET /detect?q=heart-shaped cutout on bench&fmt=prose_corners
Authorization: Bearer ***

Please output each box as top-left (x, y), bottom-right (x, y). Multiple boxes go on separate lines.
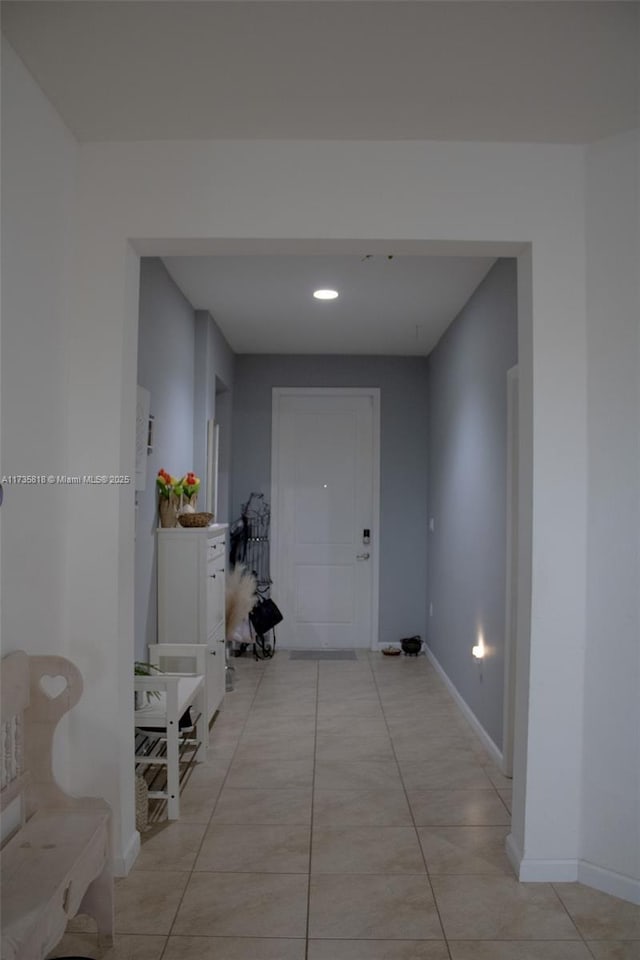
top-left (40, 675), bottom-right (68, 700)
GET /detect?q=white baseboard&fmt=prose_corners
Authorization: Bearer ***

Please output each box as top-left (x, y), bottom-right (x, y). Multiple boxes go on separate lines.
top-left (505, 831), bottom-right (523, 877)
top-left (424, 644), bottom-right (504, 770)
top-left (519, 857), bottom-right (579, 883)
top-left (507, 831), bottom-right (579, 883)
top-left (578, 859), bottom-right (640, 905)
top-left (114, 829), bottom-right (140, 877)
top-left (506, 839), bottom-right (639, 905)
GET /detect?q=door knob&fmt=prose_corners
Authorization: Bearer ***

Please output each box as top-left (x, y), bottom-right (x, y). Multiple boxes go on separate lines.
top-left (356, 552), bottom-right (370, 560)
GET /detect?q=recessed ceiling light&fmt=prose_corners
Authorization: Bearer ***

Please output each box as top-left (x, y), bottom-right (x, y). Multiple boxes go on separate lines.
top-left (313, 289), bottom-right (339, 300)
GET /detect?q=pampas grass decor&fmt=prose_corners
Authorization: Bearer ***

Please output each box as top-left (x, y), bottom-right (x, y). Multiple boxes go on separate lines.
top-left (225, 564), bottom-right (257, 639)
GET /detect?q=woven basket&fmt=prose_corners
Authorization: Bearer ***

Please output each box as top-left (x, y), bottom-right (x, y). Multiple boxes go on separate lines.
top-left (135, 774), bottom-right (148, 833)
top-left (178, 512), bottom-right (214, 528)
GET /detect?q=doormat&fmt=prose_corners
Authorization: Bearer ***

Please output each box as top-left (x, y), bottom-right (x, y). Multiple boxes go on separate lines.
top-left (289, 650), bottom-right (358, 660)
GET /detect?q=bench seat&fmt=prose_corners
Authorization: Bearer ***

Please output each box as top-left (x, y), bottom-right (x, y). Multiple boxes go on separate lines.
top-left (2, 808), bottom-right (110, 960)
top-left (0, 652), bottom-right (114, 960)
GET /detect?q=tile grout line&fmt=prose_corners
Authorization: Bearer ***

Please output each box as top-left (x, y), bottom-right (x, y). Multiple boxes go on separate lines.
top-left (370, 654), bottom-right (454, 960)
top-left (549, 882), bottom-right (597, 956)
top-left (304, 660), bottom-right (320, 960)
top-left (157, 659), bottom-right (270, 959)
top-left (139, 655), bottom-right (603, 958)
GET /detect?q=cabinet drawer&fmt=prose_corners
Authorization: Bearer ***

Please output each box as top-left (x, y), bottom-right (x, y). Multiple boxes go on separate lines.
top-left (208, 612), bottom-right (225, 640)
top-left (207, 538), bottom-right (225, 563)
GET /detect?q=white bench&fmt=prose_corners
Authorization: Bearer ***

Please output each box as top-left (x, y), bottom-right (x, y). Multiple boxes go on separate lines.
top-left (1, 652), bottom-right (114, 960)
top-left (134, 643), bottom-right (207, 820)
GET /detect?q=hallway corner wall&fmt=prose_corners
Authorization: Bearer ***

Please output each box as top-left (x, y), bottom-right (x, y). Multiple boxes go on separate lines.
top-left (426, 258), bottom-right (518, 752)
top-left (135, 259), bottom-right (197, 661)
top-left (581, 128), bottom-right (640, 901)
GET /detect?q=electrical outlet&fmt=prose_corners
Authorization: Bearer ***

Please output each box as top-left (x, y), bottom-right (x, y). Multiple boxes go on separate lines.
top-left (429, 518), bottom-right (435, 532)
top-left (429, 602), bottom-right (433, 617)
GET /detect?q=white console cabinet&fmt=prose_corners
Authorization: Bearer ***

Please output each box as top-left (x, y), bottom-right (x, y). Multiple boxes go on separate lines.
top-left (157, 523), bottom-right (228, 724)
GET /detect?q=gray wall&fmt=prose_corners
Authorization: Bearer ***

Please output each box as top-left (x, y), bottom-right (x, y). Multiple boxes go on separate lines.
top-left (231, 355), bottom-right (429, 647)
top-left (426, 258), bottom-right (518, 749)
top-left (135, 260), bottom-right (235, 661)
top-left (209, 319), bottom-right (236, 522)
top-left (193, 309), bottom-right (236, 523)
top-left (135, 259), bottom-right (197, 660)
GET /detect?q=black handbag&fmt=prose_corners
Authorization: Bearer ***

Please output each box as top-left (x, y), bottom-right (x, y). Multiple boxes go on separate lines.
top-left (249, 597), bottom-right (283, 660)
top-left (249, 597), bottom-right (283, 637)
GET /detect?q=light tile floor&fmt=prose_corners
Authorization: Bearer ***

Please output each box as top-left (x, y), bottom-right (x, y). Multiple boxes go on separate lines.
top-left (50, 652), bottom-right (640, 960)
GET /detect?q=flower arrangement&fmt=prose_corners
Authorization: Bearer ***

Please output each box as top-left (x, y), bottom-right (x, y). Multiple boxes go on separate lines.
top-left (157, 468), bottom-right (182, 527)
top-left (156, 468), bottom-right (201, 526)
top-left (181, 472), bottom-right (200, 506)
top-left (156, 468), bottom-right (182, 500)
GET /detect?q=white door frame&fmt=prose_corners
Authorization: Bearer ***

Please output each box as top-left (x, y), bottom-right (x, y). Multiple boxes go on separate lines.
top-left (502, 365), bottom-right (519, 777)
top-left (271, 386), bottom-right (381, 650)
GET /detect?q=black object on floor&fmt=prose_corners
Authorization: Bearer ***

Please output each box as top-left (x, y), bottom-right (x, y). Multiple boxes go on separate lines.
top-left (289, 650), bottom-right (358, 660)
top-left (400, 635), bottom-right (423, 656)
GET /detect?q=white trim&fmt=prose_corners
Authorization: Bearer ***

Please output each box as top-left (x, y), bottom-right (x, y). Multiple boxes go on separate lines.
top-left (506, 841), bottom-right (640, 904)
top-left (577, 860), bottom-right (640, 906)
top-left (519, 858), bottom-right (579, 883)
top-left (503, 365), bottom-right (519, 777)
top-left (206, 419), bottom-right (219, 517)
top-left (270, 387), bottom-right (381, 650)
top-left (505, 831), bottom-right (523, 878)
top-left (114, 828), bottom-right (140, 877)
top-left (424, 644), bottom-right (504, 770)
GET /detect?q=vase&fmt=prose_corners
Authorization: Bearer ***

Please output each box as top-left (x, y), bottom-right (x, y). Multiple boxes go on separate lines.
top-left (183, 493), bottom-right (198, 512)
top-left (159, 496), bottom-right (179, 528)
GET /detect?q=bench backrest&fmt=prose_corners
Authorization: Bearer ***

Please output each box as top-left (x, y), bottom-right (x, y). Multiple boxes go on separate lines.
top-left (1, 652), bottom-right (84, 823)
top-left (1, 652), bottom-right (31, 823)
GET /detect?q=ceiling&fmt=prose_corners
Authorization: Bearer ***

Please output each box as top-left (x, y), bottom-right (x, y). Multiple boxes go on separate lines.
top-left (3, 1), bottom-right (637, 143)
top-left (162, 254), bottom-right (497, 355)
top-left (4, 2), bottom-right (634, 356)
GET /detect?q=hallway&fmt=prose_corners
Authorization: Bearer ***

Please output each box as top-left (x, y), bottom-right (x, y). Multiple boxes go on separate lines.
top-left (52, 653), bottom-right (639, 959)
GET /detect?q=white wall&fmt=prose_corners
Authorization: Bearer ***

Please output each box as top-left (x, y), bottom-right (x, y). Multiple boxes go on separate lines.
top-left (65, 136), bottom-right (588, 882)
top-left (581, 129), bottom-right (640, 902)
top-left (0, 39), bottom-right (79, 833)
top-left (1, 39), bottom-right (78, 662)
top-left (0, 40), bottom-right (78, 836)
top-left (7, 42), bottom-right (633, 896)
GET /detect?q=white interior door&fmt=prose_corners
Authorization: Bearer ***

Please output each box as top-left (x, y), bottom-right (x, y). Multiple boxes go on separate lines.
top-left (272, 389), bottom-right (379, 649)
